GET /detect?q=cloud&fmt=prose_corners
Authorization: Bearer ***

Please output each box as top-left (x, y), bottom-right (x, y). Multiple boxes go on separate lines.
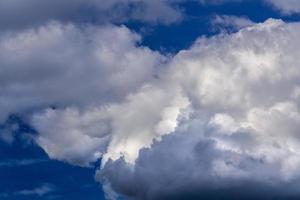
top-left (266, 0), bottom-right (300, 14)
top-left (200, 0), bottom-right (300, 15)
top-left (31, 82), bottom-right (189, 166)
top-left (0, 21), bottom-right (164, 166)
top-left (94, 19), bottom-right (300, 199)
top-left (0, 123), bottom-right (18, 144)
top-left (0, 21), bottom-right (162, 121)
top-left (0, 184), bottom-right (55, 198)
top-left (0, 0), bottom-right (182, 30)
top-left (3, 9), bottom-right (300, 200)
top-left (199, 0), bottom-right (242, 4)
top-left (31, 107), bottom-right (110, 167)
top-left (211, 15), bottom-right (254, 32)
top-left (3, 0), bottom-right (300, 31)
top-left (15, 184), bottom-right (55, 197)
top-left (0, 159), bottom-right (46, 167)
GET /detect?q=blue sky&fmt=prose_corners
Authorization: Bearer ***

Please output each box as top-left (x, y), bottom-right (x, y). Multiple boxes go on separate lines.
top-left (2, 0), bottom-right (300, 200)
top-left (128, 0), bottom-right (300, 52)
top-left (0, 116), bottom-right (105, 200)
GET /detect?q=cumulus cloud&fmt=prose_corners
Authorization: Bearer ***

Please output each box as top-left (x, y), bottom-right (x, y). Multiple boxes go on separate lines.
top-left (3, 0), bottom-right (300, 199)
top-left (31, 83), bottom-right (189, 166)
top-left (0, 22), bottom-right (162, 121)
top-left (0, 22), bottom-right (164, 166)
top-left (94, 19), bottom-right (300, 199)
top-left (3, 7), bottom-right (300, 199)
top-left (0, 0), bottom-right (182, 30)
top-left (28, 18), bottom-right (300, 199)
top-left (31, 107), bottom-right (110, 166)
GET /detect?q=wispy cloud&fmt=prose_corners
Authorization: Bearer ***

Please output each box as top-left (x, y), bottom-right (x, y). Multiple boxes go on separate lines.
top-left (0, 184), bottom-right (55, 198)
top-left (0, 159), bottom-right (47, 167)
top-left (211, 14), bottom-right (254, 32)
top-left (15, 184), bottom-right (55, 196)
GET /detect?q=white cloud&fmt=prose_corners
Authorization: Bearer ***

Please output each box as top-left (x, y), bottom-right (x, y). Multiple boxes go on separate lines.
top-left (0, 21), bottom-right (162, 122)
top-left (2, 0), bottom-right (300, 199)
top-left (95, 19), bottom-right (300, 199)
top-left (31, 83), bottom-right (189, 166)
top-left (211, 15), bottom-right (254, 32)
top-left (0, 21), bottom-right (164, 166)
top-left (101, 84), bottom-right (190, 163)
top-left (3, 13), bottom-right (300, 199)
top-left (5, 17), bottom-right (299, 199)
top-left (266, 0), bottom-right (300, 14)
top-left (31, 107), bottom-right (110, 167)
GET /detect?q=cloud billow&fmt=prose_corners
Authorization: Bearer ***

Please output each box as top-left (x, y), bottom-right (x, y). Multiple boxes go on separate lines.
top-left (3, 1), bottom-right (300, 198)
top-left (96, 19), bottom-right (300, 199)
top-left (29, 19), bottom-right (300, 199)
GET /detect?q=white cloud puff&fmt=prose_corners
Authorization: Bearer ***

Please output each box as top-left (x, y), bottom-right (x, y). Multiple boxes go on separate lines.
top-left (0, 22), bottom-right (164, 166)
top-left (3, 16), bottom-right (300, 199)
top-left (0, 22), bottom-right (162, 122)
top-left (95, 19), bottom-right (300, 199)
top-left (31, 107), bottom-right (110, 167)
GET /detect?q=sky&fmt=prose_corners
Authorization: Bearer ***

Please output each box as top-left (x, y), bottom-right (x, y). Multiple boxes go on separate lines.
top-left (2, 0), bottom-right (300, 200)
